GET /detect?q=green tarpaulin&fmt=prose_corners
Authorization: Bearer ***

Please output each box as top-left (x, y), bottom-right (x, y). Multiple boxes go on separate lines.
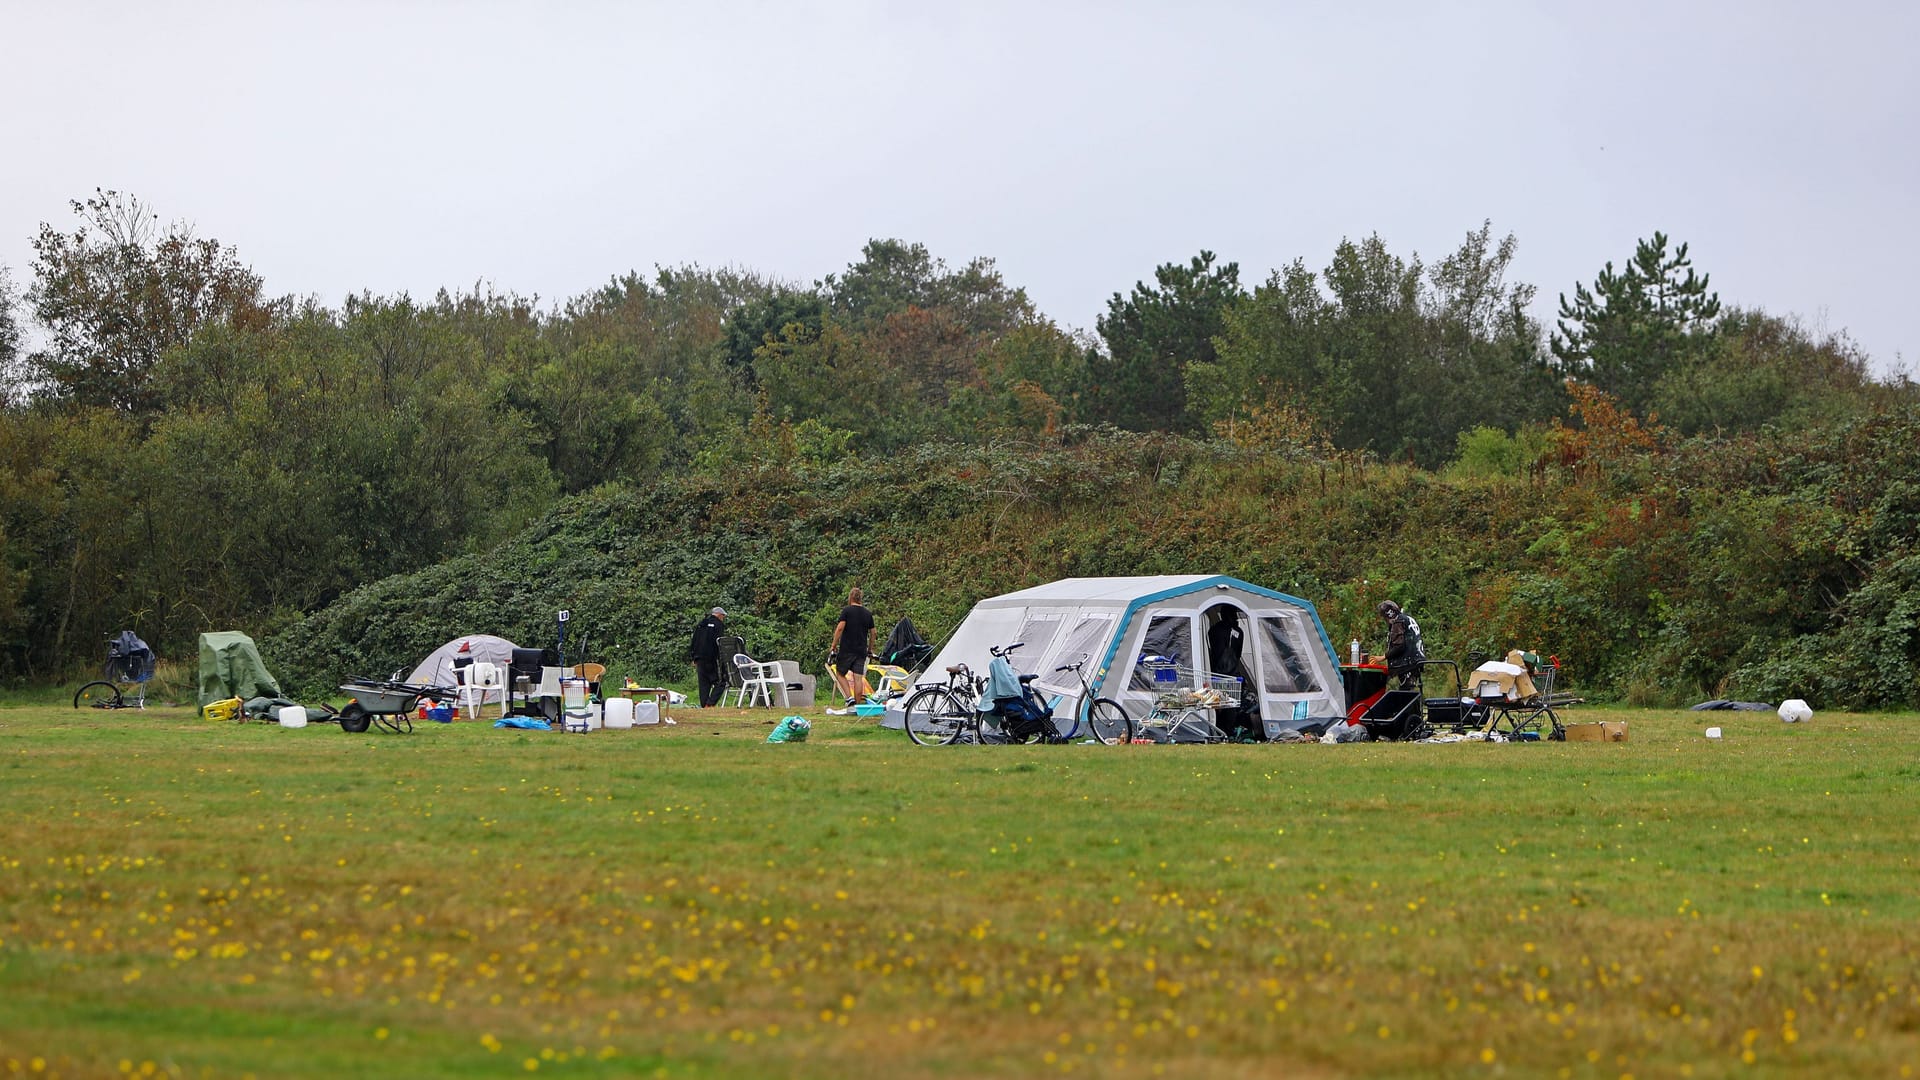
top-left (197, 631), bottom-right (282, 707)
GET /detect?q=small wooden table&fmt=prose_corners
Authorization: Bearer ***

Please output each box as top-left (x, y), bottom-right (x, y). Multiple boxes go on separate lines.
top-left (619, 685), bottom-right (673, 723)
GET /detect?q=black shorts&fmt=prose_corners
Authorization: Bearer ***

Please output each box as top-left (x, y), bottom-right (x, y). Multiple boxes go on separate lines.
top-left (833, 654), bottom-right (867, 677)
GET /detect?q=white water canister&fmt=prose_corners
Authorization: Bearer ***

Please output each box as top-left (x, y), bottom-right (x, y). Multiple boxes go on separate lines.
top-left (278, 705), bottom-right (308, 728)
top-left (634, 698), bottom-right (660, 725)
top-left (588, 702), bottom-right (604, 730)
top-left (604, 697), bottom-right (635, 729)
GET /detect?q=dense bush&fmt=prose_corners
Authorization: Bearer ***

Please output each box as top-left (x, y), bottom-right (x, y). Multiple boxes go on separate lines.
top-left (265, 404), bottom-right (1920, 709)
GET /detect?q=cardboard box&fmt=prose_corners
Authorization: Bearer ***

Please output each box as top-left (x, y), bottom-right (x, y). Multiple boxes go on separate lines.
top-left (1565, 721), bottom-right (1628, 742)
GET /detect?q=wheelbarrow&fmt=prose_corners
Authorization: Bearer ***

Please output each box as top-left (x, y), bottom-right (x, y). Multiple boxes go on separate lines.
top-left (336, 677), bottom-right (457, 734)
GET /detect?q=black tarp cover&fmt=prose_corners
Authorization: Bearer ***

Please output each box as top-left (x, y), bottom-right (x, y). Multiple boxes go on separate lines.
top-left (881, 617), bottom-right (932, 670)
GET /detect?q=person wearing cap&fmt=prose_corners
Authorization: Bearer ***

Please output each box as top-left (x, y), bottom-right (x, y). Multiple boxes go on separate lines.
top-left (687, 607), bottom-right (728, 707)
top-left (1378, 600), bottom-right (1426, 689)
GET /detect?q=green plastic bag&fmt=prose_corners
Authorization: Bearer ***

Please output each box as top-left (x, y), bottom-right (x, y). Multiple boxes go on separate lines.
top-left (767, 716), bottom-right (811, 743)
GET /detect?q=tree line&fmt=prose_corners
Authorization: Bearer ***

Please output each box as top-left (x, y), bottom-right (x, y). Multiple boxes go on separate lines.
top-left (0, 190), bottom-right (1910, 701)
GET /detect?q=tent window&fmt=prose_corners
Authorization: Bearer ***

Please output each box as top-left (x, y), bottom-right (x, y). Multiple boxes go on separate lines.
top-left (1011, 614), bottom-right (1064, 675)
top-left (1258, 615), bottom-right (1322, 693)
top-left (1130, 615), bottom-right (1193, 691)
top-left (1045, 614), bottom-right (1115, 678)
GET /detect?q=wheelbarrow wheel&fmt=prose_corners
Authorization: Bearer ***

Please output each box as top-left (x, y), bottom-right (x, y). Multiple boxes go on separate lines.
top-left (338, 703), bottom-right (372, 733)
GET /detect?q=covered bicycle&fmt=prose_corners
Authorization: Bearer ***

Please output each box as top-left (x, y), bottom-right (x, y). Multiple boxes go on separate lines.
top-left (73, 631), bottom-right (157, 710)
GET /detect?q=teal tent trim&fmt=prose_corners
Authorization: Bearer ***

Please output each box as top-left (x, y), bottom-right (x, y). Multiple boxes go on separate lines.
top-left (1090, 575), bottom-right (1339, 699)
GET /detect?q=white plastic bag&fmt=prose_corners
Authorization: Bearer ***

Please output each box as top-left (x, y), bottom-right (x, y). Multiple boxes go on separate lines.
top-left (1778, 699), bottom-right (1813, 724)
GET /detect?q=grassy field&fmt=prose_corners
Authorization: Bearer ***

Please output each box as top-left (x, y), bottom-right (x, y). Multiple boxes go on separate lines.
top-left (1, 701), bottom-right (1916, 1079)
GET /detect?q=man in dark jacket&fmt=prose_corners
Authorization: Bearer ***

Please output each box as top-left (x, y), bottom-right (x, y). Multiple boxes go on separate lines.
top-left (687, 607), bottom-right (728, 707)
top-left (1378, 600), bottom-right (1425, 689)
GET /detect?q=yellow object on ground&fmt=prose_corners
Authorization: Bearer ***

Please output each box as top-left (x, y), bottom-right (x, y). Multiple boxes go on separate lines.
top-left (201, 697), bottom-right (242, 722)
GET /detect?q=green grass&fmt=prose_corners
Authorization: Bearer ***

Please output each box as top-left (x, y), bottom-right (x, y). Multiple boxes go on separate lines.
top-left (2, 703), bottom-right (1917, 1079)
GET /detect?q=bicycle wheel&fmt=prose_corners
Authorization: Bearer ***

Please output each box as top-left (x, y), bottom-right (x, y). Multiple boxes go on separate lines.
top-left (74, 681), bottom-right (122, 709)
top-left (904, 687), bottom-right (969, 746)
top-left (1083, 698), bottom-right (1134, 744)
top-left (1540, 706), bottom-right (1564, 741)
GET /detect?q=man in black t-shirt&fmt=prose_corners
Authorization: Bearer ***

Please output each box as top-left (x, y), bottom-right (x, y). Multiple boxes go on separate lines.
top-left (829, 587), bottom-right (875, 706)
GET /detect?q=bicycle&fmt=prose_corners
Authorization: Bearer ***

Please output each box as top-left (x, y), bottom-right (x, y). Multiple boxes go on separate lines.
top-left (903, 645), bottom-right (1134, 747)
top-left (902, 659), bottom-right (985, 745)
top-left (1049, 655), bottom-right (1134, 744)
top-left (906, 638), bottom-right (1059, 737)
top-left (73, 631), bottom-right (157, 710)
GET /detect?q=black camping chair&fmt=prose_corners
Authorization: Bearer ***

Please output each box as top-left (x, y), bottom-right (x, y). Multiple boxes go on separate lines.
top-left (507, 647), bottom-right (547, 715)
top-left (714, 634), bottom-right (747, 695)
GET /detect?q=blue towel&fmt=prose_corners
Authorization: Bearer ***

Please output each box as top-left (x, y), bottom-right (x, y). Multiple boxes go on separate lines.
top-left (985, 655), bottom-right (1025, 702)
top-left (493, 716), bottom-right (552, 730)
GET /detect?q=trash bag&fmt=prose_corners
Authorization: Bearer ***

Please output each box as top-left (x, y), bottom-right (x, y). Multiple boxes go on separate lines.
top-left (767, 715), bottom-right (811, 743)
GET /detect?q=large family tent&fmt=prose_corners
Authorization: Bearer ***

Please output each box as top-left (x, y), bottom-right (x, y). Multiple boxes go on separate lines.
top-left (406, 634), bottom-right (521, 700)
top-left (884, 576), bottom-right (1345, 738)
top-left (197, 631), bottom-right (283, 707)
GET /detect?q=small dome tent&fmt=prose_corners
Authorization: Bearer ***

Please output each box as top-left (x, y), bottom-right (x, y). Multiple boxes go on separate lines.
top-left (406, 634), bottom-right (521, 701)
top-left (885, 575), bottom-right (1345, 738)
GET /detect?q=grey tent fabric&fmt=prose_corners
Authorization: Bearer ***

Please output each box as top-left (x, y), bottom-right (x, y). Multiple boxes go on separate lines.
top-left (197, 632), bottom-right (283, 707)
top-left (884, 576), bottom-right (1344, 738)
top-left (406, 634), bottom-right (521, 699)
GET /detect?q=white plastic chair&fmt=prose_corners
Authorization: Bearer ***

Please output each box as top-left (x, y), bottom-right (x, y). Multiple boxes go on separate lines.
top-left (456, 661), bottom-right (507, 721)
top-left (730, 653), bottom-right (787, 707)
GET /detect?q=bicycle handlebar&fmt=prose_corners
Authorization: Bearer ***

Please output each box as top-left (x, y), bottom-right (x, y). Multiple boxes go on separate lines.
top-left (989, 641), bottom-right (1026, 658)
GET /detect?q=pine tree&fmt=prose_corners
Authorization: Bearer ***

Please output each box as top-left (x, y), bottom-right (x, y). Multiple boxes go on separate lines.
top-left (1551, 231), bottom-right (1721, 412)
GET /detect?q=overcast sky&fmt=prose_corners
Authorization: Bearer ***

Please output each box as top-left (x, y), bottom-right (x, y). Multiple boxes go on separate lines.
top-left (3, 1), bottom-right (1914, 372)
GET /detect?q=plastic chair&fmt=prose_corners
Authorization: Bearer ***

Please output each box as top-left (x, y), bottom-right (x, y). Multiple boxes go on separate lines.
top-left (455, 661), bottom-right (507, 721)
top-left (730, 653), bottom-right (787, 707)
top-left (776, 660), bottom-right (816, 708)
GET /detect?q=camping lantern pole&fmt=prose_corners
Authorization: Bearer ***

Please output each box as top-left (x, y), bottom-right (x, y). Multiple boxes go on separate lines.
top-left (556, 609), bottom-right (570, 667)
